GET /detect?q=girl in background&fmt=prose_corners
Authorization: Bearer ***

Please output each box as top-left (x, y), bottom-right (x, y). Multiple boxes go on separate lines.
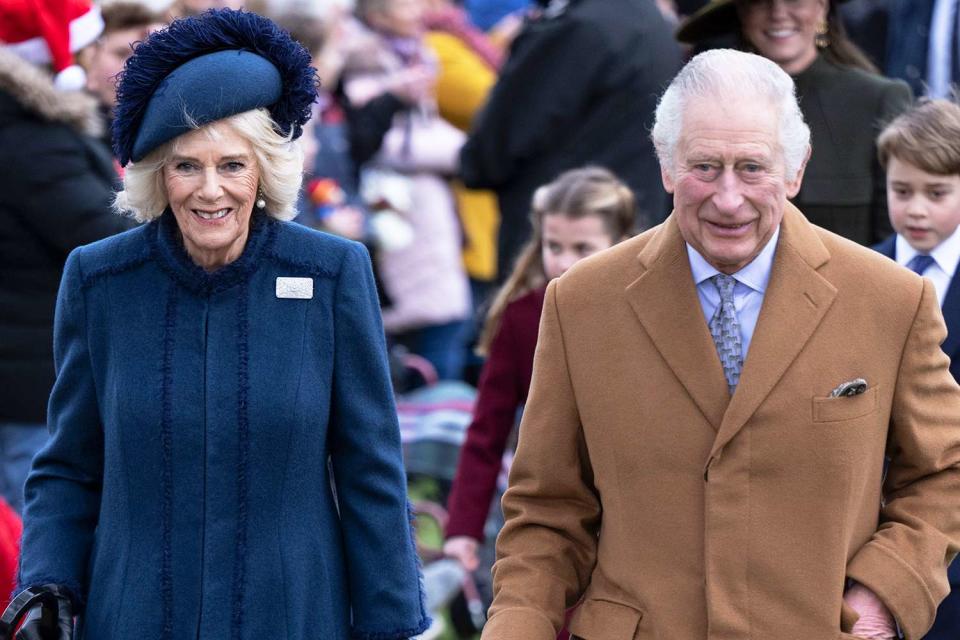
top-left (443, 166), bottom-right (636, 574)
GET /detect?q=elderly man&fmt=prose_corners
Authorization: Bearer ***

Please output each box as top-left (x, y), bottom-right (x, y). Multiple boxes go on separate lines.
top-left (480, 50), bottom-right (960, 640)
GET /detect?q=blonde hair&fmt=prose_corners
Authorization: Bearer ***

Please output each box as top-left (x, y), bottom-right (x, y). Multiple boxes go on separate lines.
top-left (477, 166), bottom-right (636, 355)
top-left (114, 108), bottom-right (305, 222)
top-left (878, 99), bottom-right (960, 175)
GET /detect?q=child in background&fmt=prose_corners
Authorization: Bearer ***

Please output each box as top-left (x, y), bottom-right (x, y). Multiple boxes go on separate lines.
top-left (443, 166), bottom-right (636, 575)
top-left (872, 99), bottom-right (960, 639)
top-left (343, 0), bottom-right (471, 380)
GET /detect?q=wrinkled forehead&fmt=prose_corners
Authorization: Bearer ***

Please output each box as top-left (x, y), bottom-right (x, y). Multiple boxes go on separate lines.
top-left (169, 121), bottom-right (254, 158)
top-left (678, 95), bottom-right (782, 155)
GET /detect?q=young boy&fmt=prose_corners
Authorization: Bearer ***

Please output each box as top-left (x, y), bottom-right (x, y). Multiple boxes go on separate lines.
top-left (873, 98), bottom-right (960, 639)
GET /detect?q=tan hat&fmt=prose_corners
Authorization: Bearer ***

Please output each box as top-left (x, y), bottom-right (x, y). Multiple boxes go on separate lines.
top-left (675, 0), bottom-right (847, 45)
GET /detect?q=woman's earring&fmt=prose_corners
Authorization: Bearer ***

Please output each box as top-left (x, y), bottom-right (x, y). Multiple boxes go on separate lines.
top-left (256, 189), bottom-right (266, 209)
top-left (815, 20), bottom-right (829, 48)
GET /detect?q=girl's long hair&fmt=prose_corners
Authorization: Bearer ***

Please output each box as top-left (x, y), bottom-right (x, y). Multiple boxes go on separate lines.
top-left (476, 166), bottom-right (637, 355)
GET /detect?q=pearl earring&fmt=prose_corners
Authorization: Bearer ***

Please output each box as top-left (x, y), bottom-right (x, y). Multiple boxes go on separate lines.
top-left (256, 189), bottom-right (266, 209)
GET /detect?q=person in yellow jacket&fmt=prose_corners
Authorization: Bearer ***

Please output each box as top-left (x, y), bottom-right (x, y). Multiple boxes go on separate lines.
top-left (424, 0), bottom-right (503, 285)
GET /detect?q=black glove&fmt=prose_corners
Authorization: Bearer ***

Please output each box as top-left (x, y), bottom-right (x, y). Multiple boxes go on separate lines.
top-left (0, 586), bottom-right (73, 640)
top-left (14, 595), bottom-right (72, 640)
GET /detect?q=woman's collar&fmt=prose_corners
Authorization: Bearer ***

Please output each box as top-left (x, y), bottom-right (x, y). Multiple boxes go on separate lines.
top-left (150, 209), bottom-right (278, 295)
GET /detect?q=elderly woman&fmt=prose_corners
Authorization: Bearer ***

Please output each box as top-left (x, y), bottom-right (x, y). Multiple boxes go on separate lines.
top-left (676, 0), bottom-right (912, 246)
top-left (8, 9), bottom-right (429, 640)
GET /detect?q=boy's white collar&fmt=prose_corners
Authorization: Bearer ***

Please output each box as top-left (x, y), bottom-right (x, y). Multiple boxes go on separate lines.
top-left (896, 226), bottom-right (960, 278)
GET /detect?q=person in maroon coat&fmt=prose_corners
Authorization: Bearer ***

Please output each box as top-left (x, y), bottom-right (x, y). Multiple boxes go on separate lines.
top-left (443, 167), bottom-right (635, 601)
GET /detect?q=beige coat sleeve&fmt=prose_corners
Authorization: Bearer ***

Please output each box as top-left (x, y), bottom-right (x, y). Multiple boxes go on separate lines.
top-left (847, 278), bottom-right (960, 638)
top-left (481, 278), bottom-right (601, 640)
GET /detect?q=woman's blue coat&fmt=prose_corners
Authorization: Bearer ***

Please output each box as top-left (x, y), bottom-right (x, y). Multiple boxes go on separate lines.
top-left (18, 212), bottom-right (430, 640)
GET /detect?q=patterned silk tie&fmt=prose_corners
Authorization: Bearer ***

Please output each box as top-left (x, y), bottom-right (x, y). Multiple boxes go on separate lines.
top-left (709, 274), bottom-right (744, 395)
top-left (908, 253), bottom-right (935, 276)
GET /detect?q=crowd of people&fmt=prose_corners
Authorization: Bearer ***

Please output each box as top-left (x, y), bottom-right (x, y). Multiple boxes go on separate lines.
top-left (3, 0), bottom-right (960, 638)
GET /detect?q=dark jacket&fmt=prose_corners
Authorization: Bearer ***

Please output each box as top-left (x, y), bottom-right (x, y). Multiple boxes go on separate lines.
top-left (460, 0), bottom-right (682, 279)
top-left (884, 0), bottom-right (935, 97)
top-left (792, 55), bottom-right (912, 246)
top-left (18, 214), bottom-right (430, 639)
top-left (0, 50), bottom-right (133, 424)
top-left (446, 286), bottom-right (544, 541)
top-left (839, 0), bottom-right (891, 71)
top-left (872, 233), bottom-right (960, 640)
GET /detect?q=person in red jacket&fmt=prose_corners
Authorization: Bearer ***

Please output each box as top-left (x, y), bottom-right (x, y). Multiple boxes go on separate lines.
top-left (443, 166), bottom-right (635, 575)
top-left (0, 498), bottom-right (21, 611)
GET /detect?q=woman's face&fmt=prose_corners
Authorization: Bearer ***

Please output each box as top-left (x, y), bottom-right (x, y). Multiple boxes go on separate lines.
top-left (541, 213), bottom-right (617, 281)
top-left (737, 0), bottom-right (828, 75)
top-left (163, 123), bottom-right (260, 271)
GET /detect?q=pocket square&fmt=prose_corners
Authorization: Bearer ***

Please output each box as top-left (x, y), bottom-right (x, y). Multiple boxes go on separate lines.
top-left (830, 378), bottom-right (868, 398)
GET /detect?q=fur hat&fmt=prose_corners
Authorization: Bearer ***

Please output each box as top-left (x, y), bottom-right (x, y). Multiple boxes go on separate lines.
top-left (112, 8), bottom-right (318, 166)
top-left (0, 0), bottom-right (104, 90)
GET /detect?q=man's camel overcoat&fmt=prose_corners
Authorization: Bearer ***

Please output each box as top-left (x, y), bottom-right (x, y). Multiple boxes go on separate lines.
top-left (481, 206), bottom-right (960, 640)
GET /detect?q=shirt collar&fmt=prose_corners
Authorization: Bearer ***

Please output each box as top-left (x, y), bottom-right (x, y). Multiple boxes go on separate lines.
top-left (895, 226), bottom-right (960, 278)
top-left (686, 226), bottom-right (781, 293)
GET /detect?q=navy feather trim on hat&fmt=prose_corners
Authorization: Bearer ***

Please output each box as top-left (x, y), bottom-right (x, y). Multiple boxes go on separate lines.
top-left (112, 8), bottom-right (318, 166)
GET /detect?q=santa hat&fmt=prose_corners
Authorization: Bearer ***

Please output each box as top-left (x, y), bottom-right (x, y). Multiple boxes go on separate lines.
top-left (0, 0), bottom-right (104, 91)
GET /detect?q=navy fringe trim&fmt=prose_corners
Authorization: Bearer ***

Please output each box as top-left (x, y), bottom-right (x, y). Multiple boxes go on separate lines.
top-left (79, 253), bottom-right (152, 289)
top-left (230, 279), bottom-right (251, 640)
top-left (349, 621), bottom-right (433, 640)
top-left (349, 501), bottom-right (431, 640)
top-left (113, 8), bottom-right (318, 165)
top-left (149, 210), bottom-right (278, 296)
top-left (159, 287), bottom-right (178, 640)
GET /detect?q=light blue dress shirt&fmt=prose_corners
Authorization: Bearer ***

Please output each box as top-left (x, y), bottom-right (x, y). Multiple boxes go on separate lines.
top-left (686, 226), bottom-right (780, 360)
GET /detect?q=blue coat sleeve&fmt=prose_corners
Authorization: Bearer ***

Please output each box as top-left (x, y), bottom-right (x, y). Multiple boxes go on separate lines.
top-left (19, 248), bottom-right (104, 606)
top-left (327, 242), bottom-right (430, 640)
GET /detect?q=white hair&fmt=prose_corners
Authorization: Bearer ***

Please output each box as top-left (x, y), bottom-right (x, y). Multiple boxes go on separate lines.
top-left (114, 108), bottom-right (306, 222)
top-left (651, 49), bottom-right (811, 180)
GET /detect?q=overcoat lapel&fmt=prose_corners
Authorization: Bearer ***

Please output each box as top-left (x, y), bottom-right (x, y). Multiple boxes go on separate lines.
top-left (626, 216), bottom-right (730, 431)
top-left (710, 206), bottom-right (837, 458)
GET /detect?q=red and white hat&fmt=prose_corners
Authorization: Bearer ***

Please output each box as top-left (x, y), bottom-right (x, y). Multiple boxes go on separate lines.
top-left (0, 0), bottom-right (104, 90)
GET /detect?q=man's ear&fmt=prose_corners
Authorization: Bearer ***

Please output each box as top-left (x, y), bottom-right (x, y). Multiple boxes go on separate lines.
top-left (785, 145), bottom-right (811, 198)
top-left (661, 164), bottom-right (675, 194)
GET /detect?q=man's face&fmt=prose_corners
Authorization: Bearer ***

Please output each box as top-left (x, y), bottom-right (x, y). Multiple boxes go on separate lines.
top-left (662, 96), bottom-right (806, 274)
top-left (887, 156), bottom-right (960, 253)
top-left (86, 27), bottom-right (152, 109)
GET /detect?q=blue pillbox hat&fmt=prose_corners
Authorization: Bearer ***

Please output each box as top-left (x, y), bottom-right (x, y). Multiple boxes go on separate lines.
top-left (113, 9), bottom-right (318, 166)
top-left (131, 50), bottom-right (282, 162)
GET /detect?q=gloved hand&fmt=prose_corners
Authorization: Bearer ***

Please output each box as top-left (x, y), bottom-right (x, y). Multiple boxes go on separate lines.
top-left (13, 590), bottom-right (73, 640)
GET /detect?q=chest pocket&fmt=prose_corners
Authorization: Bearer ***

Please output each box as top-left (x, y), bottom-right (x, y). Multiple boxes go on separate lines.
top-left (568, 599), bottom-right (643, 640)
top-left (812, 385), bottom-right (879, 422)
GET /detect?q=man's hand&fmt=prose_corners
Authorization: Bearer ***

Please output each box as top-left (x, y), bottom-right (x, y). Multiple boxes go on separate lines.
top-left (443, 535), bottom-right (480, 572)
top-left (844, 582), bottom-right (897, 639)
